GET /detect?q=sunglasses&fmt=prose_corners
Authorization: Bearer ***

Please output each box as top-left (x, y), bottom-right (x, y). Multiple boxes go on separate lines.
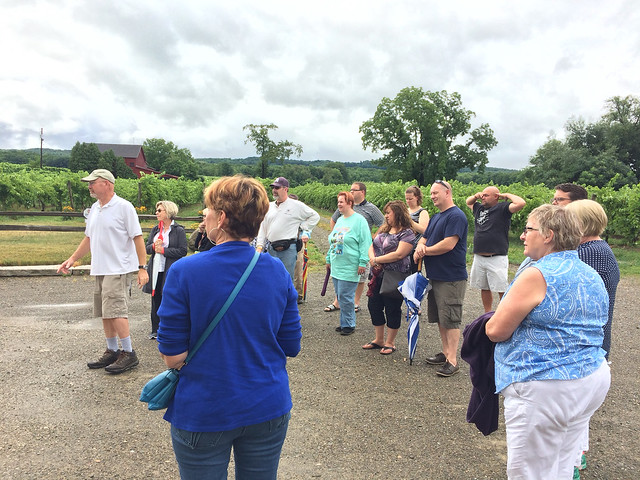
top-left (434, 180), bottom-right (451, 190)
top-left (272, 186), bottom-right (282, 190)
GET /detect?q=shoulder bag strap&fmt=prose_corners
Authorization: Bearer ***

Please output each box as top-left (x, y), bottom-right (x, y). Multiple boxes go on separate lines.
top-left (184, 250), bottom-right (260, 364)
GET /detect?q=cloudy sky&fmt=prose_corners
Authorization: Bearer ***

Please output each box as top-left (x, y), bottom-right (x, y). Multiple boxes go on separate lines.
top-left (1, 0), bottom-right (638, 170)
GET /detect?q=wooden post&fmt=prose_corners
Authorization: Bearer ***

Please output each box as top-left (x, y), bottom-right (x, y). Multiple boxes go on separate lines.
top-left (67, 180), bottom-right (74, 210)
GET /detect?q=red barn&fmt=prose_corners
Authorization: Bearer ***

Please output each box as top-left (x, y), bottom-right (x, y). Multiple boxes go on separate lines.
top-left (95, 144), bottom-right (178, 179)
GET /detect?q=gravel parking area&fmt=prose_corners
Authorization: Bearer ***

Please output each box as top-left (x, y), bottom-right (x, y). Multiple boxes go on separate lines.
top-left (0, 224), bottom-right (638, 479)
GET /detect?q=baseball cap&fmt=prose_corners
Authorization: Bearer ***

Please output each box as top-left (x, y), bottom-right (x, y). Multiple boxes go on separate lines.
top-left (82, 169), bottom-right (115, 184)
top-left (270, 177), bottom-right (289, 188)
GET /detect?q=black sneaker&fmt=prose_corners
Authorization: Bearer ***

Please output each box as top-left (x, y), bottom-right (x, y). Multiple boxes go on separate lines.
top-left (425, 352), bottom-right (447, 365)
top-left (340, 327), bottom-right (355, 336)
top-left (436, 361), bottom-right (460, 377)
top-left (105, 350), bottom-right (139, 374)
top-left (87, 349), bottom-right (120, 369)
top-left (335, 326), bottom-right (343, 332)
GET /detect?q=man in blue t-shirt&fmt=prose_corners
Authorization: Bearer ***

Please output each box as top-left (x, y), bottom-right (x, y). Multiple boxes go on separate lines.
top-left (414, 180), bottom-right (468, 377)
top-left (466, 186), bottom-right (526, 312)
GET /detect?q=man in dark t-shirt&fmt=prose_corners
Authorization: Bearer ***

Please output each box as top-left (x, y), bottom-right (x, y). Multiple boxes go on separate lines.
top-left (465, 186), bottom-right (526, 312)
top-left (414, 180), bottom-right (468, 377)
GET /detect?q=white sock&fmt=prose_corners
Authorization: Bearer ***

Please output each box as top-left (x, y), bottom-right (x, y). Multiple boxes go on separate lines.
top-left (106, 337), bottom-right (119, 352)
top-left (120, 336), bottom-right (133, 353)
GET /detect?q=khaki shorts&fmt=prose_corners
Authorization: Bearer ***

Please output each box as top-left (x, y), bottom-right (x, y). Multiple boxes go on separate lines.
top-left (469, 254), bottom-right (509, 292)
top-left (93, 274), bottom-right (132, 319)
top-left (427, 280), bottom-right (467, 329)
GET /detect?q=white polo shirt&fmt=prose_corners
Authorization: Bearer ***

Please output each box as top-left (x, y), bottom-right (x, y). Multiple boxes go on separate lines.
top-left (85, 194), bottom-right (143, 276)
top-left (256, 197), bottom-right (320, 249)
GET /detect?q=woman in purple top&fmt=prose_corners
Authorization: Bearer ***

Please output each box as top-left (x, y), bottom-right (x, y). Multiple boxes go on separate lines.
top-left (364, 201), bottom-right (415, 355)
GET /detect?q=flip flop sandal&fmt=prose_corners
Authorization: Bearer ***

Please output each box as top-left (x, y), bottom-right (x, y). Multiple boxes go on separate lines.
top-left (380, 346), bottom-right (397, 355)
top-left (324, 304), bottom-right (340, 312)
top-left (362, 342), bottom-right (383, 350)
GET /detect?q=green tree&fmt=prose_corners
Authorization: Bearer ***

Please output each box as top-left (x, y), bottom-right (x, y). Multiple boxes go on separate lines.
top-left (143, 138), bottom-right (198, 179)
top-left (523, 96), bottom-right (640, 187)
top-left (243, 124), bottom-right (303, 178)
top-left (359, 87), bottom-right (498, 186)
top-left (143, 138), bottom-right (175, 171)
top-left (69, 142), bottom-right (101, 172)
top-left (602, 95), bottom-right (640, 179)
top-left (98, 149), bottom-right (137, 179)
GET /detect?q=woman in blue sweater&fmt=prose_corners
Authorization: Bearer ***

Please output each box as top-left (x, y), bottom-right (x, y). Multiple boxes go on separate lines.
top-left (157, 175), bottom-right (302, 480)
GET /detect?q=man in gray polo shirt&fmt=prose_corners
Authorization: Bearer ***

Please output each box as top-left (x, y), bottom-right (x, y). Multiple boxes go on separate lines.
top-left (324, 182), bottom-right (384, 313)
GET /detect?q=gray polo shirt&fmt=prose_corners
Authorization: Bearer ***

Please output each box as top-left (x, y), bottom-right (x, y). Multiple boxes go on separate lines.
top-left (331, 200), bottom-right (384, 231)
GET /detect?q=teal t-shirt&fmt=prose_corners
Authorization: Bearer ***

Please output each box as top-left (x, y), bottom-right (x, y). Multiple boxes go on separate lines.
top-left (326, 212), bottom-right (372, 282)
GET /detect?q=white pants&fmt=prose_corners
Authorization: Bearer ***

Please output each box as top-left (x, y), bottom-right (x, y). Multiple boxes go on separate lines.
top-left (502, 361), bottom-right (610, 480)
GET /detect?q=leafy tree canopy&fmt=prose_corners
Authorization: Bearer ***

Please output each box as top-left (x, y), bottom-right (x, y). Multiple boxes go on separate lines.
top-left (359, 87), bottom-right (498, 186)
top-left (68, 142), bottom-right (135, 179)
top-left (522, 95), bottom-right (639, 188)
top-left (243, 124), bottom-right (303, 178)
top-left (143, 138), bottom-right (199, 179)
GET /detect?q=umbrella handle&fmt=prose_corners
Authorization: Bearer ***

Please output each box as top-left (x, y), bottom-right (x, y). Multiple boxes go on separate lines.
top-left (320, 268), bottom-right (330, 296)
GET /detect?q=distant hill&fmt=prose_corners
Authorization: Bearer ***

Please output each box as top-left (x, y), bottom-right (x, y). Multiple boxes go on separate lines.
top-left (0, 148), bottom-right (522, 184)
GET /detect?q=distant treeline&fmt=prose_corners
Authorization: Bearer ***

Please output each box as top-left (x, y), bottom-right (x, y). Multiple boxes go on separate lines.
top-left (0, 148), bottom-right (522, 186)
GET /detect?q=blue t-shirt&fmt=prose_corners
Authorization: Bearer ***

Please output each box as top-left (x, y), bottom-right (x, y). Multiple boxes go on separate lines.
top-left (422, 206), bottom-right (468, 281)
top-left (494, 250), bottom-right (608, 393)
top-left (158, 241), bottom-right (302, 432)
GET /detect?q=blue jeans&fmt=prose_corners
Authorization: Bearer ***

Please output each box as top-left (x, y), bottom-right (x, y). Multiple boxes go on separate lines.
top-left (332, 278), bottom-right (358, 328)
top-left (171, 412), bottom-right (291, 480)
top-left (268, 243), bottom-right (297, 280)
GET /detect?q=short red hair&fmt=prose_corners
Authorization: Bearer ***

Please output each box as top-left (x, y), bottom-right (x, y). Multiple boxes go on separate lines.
top-left (337, 191), bottom-right (354, 206)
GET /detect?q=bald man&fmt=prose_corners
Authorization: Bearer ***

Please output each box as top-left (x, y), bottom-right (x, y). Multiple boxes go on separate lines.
top-left (466, 187), bottom-right (526, 312)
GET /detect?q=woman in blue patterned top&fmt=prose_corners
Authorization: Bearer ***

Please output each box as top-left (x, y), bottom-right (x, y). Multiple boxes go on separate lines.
top-left (364, 201), bottom-right (415, 355)
top-left (485, 205), bottom-right (610, 480)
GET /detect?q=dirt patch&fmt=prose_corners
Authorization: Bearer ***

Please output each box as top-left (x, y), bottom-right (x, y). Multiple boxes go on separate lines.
top-left (0, 225), bottom-right (638, 479)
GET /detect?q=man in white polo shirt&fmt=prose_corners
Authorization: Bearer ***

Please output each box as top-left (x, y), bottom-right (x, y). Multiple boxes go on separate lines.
top-left (256, 176), bottom-right (320, 280)
top-left (58, 169), bottom-right (149, 374)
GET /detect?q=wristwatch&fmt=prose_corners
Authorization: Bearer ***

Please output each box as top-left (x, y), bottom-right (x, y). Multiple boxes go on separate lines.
top-left (138, 265), bottom-right (146, 270)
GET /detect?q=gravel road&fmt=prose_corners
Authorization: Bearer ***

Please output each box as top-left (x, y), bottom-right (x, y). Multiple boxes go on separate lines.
top-left (0, 223), bottom-right (638, 479)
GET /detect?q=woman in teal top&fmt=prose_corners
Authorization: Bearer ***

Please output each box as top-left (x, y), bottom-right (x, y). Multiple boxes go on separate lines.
top-left (326, 191), bottom-right (372, 335)
top-left (486, 205), bottom-right (610, 480)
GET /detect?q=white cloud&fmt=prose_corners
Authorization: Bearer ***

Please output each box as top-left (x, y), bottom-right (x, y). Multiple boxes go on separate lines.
top-left (1, 0), bottom-right (638, 170)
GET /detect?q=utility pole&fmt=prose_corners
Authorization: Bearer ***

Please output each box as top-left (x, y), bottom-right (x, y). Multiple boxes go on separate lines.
top-left (40, 128), bottom-right (44, 168)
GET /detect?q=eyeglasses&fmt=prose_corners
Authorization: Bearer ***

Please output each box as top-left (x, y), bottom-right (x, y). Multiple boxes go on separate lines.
top-left (434, 180), bottom-right (451, 190)
top-left (349, 188), bottom-right (361, 192)
top-left (551, 197), bottom-right (570, 204)
top-left (155, 209), bottom-right (164, 213)
top-left (522, 226), bottom-right (539, 235)
top-left (272, 186), bottom-right (281, 190)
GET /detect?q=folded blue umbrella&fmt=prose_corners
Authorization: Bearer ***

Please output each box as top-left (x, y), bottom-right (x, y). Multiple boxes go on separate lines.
top-left (398, 272), bottom-right (430, 365)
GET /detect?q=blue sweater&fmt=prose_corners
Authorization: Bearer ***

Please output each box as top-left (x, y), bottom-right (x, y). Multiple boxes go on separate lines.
top-left (157, 241), bottom-right (302, 432)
